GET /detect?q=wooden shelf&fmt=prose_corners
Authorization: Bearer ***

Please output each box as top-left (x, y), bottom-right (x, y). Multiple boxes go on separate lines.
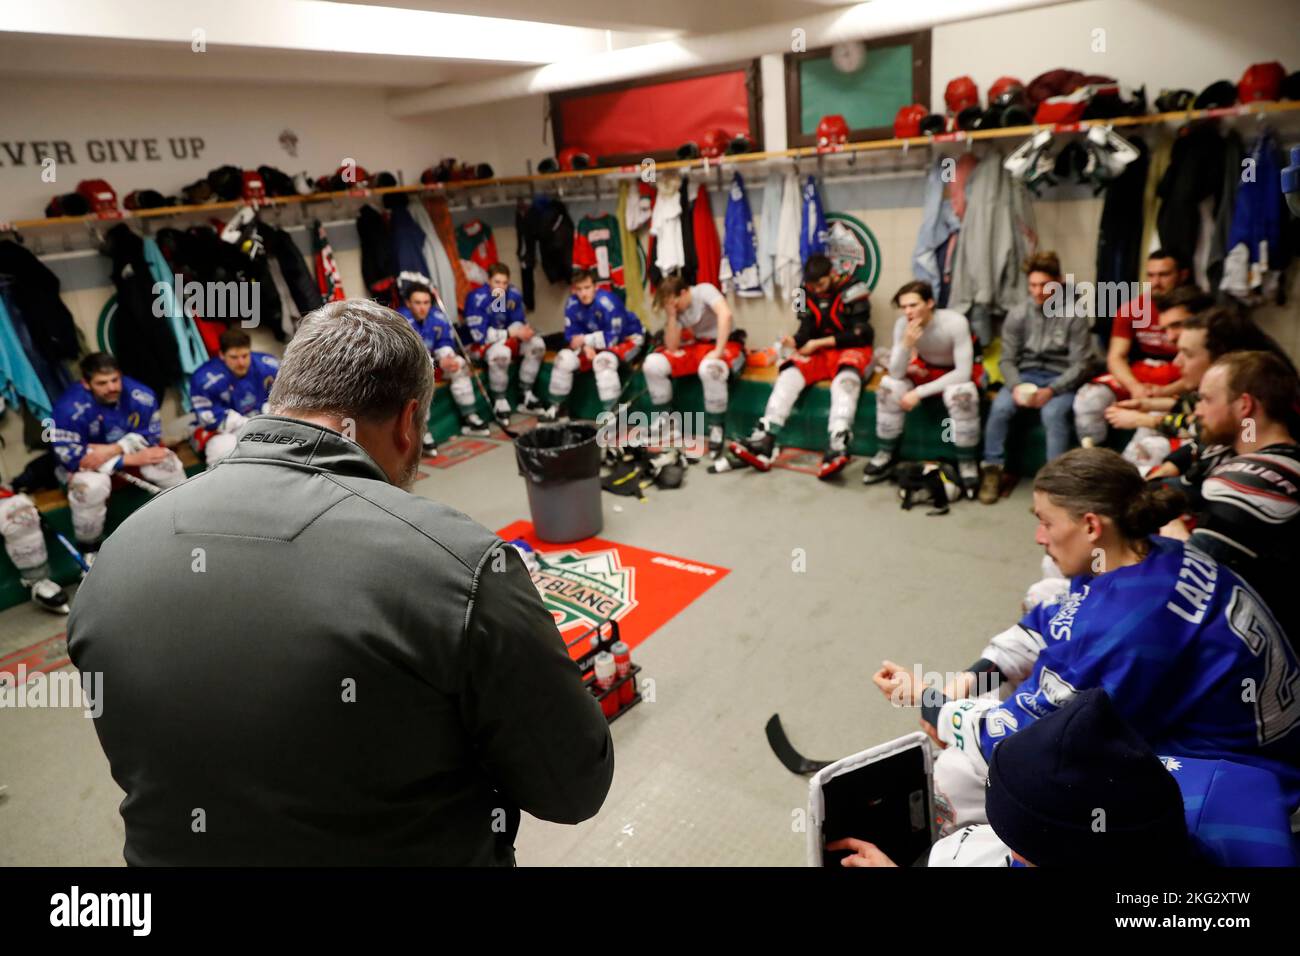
top-left (6, 99), bottom-right (1298, 233)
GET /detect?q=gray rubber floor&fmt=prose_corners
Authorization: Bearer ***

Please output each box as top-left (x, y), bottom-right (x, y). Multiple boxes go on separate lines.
top-left (0, 435), bottom-right (1040, 866)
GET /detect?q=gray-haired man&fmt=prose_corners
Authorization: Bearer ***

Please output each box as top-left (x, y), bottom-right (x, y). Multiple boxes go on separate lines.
top-left (68, 299), bottom-right (614, 865)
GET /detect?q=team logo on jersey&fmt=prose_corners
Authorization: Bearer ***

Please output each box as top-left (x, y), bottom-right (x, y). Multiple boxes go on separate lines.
top-left (528, 548), bottom-right (637, 634)
top-left (130, 388), bottom-right (153, 407)
top-left (1013, 667), bottom-right (1078, 719)
top-left (1161, 757), bottom-right (1183, 772)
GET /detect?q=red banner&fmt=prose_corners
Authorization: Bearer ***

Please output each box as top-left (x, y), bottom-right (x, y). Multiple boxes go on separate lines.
top-left (558, 70), bottom-right (751, 158)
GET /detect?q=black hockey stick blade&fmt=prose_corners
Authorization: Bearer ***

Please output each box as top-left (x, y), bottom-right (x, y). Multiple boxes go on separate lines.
top-left (765, 714), bottom-right (832, 775)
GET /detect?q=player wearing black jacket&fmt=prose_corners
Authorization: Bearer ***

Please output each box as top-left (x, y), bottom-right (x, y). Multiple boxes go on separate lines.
top-left (731, 255), bottom-right (873, 479)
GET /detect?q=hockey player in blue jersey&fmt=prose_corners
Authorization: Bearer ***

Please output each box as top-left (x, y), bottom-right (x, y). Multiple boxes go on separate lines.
top-left (189, 329), bottom-right (280, 467)
top-left (873, 447), bottom-right (1300, 832)
top-left (398, 283), bottom-right (490, 453)
top-left (541, 269), bottom-right (645, 423)
top-left (462, 263), bottom-right (545, 426)
top-left (50, 353), bottom-right (187, 554)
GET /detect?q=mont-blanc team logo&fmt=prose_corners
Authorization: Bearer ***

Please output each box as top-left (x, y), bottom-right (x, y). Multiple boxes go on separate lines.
top-left (529, 548), bottom-right (637, 634)
top-left (824, 212), bottom-right (881, 290)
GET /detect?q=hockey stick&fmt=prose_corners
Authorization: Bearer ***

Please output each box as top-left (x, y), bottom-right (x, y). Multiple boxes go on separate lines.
top-left (765, 714), bottom-right (833, 775)
top-left (37, 513), bottom-right (92, 574)
top-left (430, 286), bottom-right (522, 440)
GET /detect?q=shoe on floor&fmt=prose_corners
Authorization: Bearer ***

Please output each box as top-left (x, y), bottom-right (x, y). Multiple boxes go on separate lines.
top-left (422, 430), bottom-right (438, 456)
top-left (729, 423), bottom-right (776, 472)
top-left (538, 404), bottom-right (561, 424)
top-left (707, 423), bottom-right (725, 460)
top-left (818, 430), bottom-right (852, 480)
top-left (28, 578), bottom-right (69, 615)
top-left (978, 463), bottom-right (1003, 505)
top-left (460, 413), bottom-right (491, 437)
top-left (861, 449), bottom-right (895, 485)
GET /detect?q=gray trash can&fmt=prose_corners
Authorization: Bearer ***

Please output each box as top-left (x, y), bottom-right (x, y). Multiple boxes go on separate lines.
top-left (514, 422), bottom-right (603, 542)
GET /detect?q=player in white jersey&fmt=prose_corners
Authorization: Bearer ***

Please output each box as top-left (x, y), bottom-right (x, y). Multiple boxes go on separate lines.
top-left (862, 281), bottom-right (982, 493)
top-left (643, 276), bottom-right (746, 458)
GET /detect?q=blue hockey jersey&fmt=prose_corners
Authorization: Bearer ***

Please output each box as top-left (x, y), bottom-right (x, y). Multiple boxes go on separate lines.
top-left (562, 289), bottom-right (644, 349)
top-left (1162, 756), bottom-right (1298, 866)
top-left (463, 283), bottom-right (528, 346)
top-left (800, 175), bottom-right (828, 264)
top-left (189, 353), bottom-right (279, 430)
top-left (398, 304), bottom-right (458, 355)
top-left (946, 537), bottom-right (1300, 807)
top-left (51, 377), bottom-right (163, 472)
top-left (722, 173), bottom-right (761, 298)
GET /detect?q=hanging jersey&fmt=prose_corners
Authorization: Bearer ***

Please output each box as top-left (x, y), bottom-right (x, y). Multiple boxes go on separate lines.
top-left (721, 173), bottom-right (761, 298)
top-left (312, 220), bottom-right (346, 302)
top-left (189, 353), bottom-right (279, 429)
top-left (398, 304), bottom-right (457, 356)
top-left (455, 219), bottom-right (498, 286)
top-left (563, 289), bottom-right (643, 349)
top-left (51, 377), bottom-right (163, 472)
top-left (573, 214), bottom-right (626, 298)
top-left (940, 537), bottom-right (1300, 807)
top-left (800, 176), bottom-right (828, 265)
top-left (463, 283), bottom-right (528, 347)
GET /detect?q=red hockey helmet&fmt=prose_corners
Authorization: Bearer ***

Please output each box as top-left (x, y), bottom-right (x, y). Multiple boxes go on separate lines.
top-left (988, 75), bottom-right (1026, 107)
top-left (1239, 61), bottom-right (1286, 103)
top-left (241, 169), bottom-right (266, 203)
top-left (701, 128), bottom-right (730, 159)
top-left (75, 179), bottom-right (118, 216)
top-left (558, 147), bottom-right (592, 171)
top-left (816, 114), bottom-right (850, 148)
top-left (944, 75), bottom-right (979, 114)
top-left (893, 103), bottom-right (928, 139)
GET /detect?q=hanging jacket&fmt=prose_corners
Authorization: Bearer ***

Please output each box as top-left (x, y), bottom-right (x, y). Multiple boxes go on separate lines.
top-left (387, 198), bottom-right (433, 286)
top-left (264, 225), bottom-right (324, 321)
top-left (1095, 137), bottom-right (1151, 342)
top-left (409, 200), bottom-right (462, 322)
top-left (356, 204), bottom-right (396, 305)
top-left (650, 172), bottom-right (685, 277)
top-left (102, 223), bottom-right (183, 401)
top-left (313, 220), bottom-right (346, 302)
top-left (913, 160), bottom-right (962, 290)
top-left (528, 195), bottom-right (575, 285)
top-left (691, 184), bottom-right (722, 290)
top-left (775, 170), bottom-right (803, 299)
top-left (1221, 131), bottom-right (1285, 305)
top-left (1208, 129), bottom-right (1245, 292)
top-left (757, 172), bottom-right (784, 300)
top-left (142, 235), bottom-right (208, 400)
top-left (515, 200), bottom-right (536, 309)
top-left (949, 149), bottom-right (1037, 319)
top-left (616, 181), bottom-right (648, 318)
top-left (680, 175), bottom-right (698, 285)
top-left (721, 173), bottom-right (761, 298)
top-left (0, 290), bottom-right (52, 421)
top-left (422, 195), bottom-right (476, 311)
top-left (0, 280), bottom-right (73, 406)
top-left (800, 175), bottom-right (828, 264)
top-left (455, 218), bottom-right (498, 286)
top-left (1156, 122), bottom-right (1227, 272)
top-left (0, 239), bottom-right (79, 370)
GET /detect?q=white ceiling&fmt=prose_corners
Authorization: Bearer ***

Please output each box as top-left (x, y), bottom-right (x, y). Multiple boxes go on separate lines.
top-left (0, 0), bottom-right (844, 89)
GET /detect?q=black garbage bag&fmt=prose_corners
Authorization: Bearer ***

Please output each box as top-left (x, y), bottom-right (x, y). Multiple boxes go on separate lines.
top-left (515, 423), bottom-right (601, 486)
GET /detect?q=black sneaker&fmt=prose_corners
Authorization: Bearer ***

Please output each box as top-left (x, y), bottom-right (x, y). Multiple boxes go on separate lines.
top-left (461, 413), bottom-right (491, 437)
top-left (861, 450), bottom-right (896, 485)
top-left (28, 578), bottom-right (69, 615)
top-left (818, 430), bottom-right (852, 480)
top-left (728, 424), bottom-right (776, 472)
top-left (538, 404), bottom-right (561, 424)
top-left (422, 430), bottom-right (438, 456)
